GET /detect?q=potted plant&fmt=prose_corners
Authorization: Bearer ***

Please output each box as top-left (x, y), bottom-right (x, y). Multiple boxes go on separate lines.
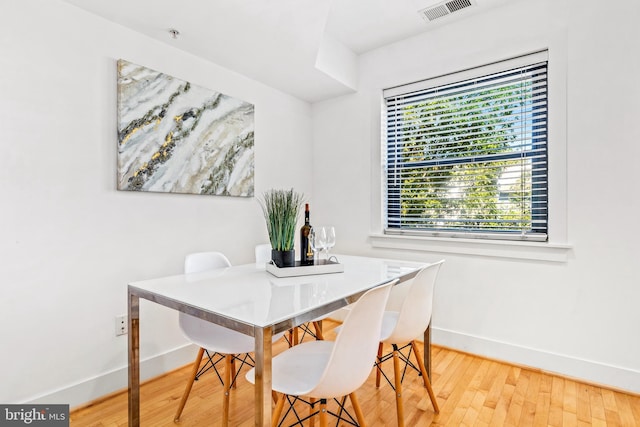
top-left (258, 188), bottom-right (304, 267)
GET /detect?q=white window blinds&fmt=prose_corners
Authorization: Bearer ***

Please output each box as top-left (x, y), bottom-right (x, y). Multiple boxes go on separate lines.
top-left (384, 51), bottom-right (548, 241)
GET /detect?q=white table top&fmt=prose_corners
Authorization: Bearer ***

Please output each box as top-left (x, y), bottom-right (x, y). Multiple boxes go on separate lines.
top-left (128, 254), bottom-right (426, 334)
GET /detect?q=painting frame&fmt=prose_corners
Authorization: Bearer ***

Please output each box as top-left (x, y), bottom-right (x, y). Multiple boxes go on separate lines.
top-left (116, 59), bottom-right (255, 197)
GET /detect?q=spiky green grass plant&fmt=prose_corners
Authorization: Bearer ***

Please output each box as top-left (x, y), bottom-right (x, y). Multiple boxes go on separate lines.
top-left (259, 188), bottom-right (304, 251)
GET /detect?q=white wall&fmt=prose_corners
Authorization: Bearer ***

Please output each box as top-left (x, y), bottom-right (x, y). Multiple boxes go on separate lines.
top-left (0, 0), bottom-right (313, 406)
top-left (2, 0), bottom-right (638, 408)
top-left (312, 0), bottom-right (640, 392)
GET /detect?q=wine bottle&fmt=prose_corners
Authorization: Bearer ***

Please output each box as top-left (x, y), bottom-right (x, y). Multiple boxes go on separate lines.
top-left (300, 203), bottom-right (314, 265)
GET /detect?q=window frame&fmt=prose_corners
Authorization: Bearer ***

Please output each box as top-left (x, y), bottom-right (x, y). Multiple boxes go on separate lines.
top-left (383, 51), bottom-right (549, 242)
top-left (372, 46), bottom-right (570, 262)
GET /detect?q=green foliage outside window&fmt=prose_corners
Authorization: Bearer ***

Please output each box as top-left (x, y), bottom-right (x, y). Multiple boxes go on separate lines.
top-left (390, 78), bottom-right (539, 234)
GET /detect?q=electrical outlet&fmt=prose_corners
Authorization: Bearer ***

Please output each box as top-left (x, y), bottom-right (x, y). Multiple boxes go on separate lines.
top-left (115, 315), bottom-right (128, 336)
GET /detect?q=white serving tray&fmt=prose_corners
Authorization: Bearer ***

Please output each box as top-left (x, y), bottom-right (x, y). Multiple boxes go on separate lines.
top-left (266, 259), bottom-right (344, 278)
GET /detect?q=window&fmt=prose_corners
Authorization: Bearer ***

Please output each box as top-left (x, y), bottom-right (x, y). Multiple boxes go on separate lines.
top-left (384, 51), bottom-right (548, 241)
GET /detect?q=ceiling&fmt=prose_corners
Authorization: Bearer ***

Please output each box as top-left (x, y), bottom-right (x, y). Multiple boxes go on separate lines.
top-left (61, 0), bottom-right (513, 103)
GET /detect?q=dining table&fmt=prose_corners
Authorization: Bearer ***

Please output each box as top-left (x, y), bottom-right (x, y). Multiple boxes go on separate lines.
top-left (127, 254), bottom-right (433, 426)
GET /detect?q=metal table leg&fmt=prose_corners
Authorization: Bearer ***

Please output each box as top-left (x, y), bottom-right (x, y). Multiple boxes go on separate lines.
top-left (254, 326), bottom-right (273, 427)
top-left (128, 290), bottom-right (140, 427)
top-left (423, 323), bottom-right (431, 380)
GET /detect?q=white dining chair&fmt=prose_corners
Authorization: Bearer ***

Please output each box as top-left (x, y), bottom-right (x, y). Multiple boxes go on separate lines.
top-left (174, 251), bottom-right (283, 426)
top-left (254, 243), bottom-right (272, 266)
top-left (375, 260), bottom-right (445, 427)
top-left (255, 243), bottom-right (325, 345)
top-left (246, 279), bottom-right (396, 427)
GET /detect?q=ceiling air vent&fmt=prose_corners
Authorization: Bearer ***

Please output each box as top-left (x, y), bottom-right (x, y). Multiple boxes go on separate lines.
top-left (419, 0), bottom-right (476, 22)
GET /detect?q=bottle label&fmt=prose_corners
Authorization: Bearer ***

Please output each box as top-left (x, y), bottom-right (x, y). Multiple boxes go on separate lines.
top-left (306, 239), bottom-right (313, 258)
top-left (301, 204), bottom-right (314, 265)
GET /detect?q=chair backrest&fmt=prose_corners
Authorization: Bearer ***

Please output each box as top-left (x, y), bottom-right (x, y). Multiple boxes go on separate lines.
top-left (388, 260), bottom-right (444, 344)
top-left (254, 244), bottom-right (271, 264)
top-left (308, 280), bottom-right (395, 398)
top-left (179, 252), bottom-right (232, 334)
top-left (184, 251), bottom-right (231, 274)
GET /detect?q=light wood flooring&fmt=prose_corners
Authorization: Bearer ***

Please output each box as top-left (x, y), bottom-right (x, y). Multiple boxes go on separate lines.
top-left (70, 321), bottom-right (640, 426)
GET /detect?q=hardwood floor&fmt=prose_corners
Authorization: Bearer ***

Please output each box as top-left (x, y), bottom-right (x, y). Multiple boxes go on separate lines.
top-left (70, 321), bottom-right (640, 426)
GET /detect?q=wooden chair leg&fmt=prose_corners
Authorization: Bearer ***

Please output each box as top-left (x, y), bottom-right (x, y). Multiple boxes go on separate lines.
top-left (310, 397), bottom-right (316, 427)
top-left (319, 399), bottom-right (328, 427)
top-left (222, 354), bottom-right (232, 427)
top-left (174, 347), bottom-right (204, 421)
top-left (339, 395), bottom-right (347, 407)
top-left (411, 340), bottom-right (439, 413)
top-left (288, 329), bottom-right (294, 348)
top-left (293, 327), bottom-right (300, 346)
top-left (339, 396), bottom-right (348, 422)
top-left (349, 392), bottom-right (366, 427)
top-left (230, 356), bottom-right (237, 389)
top-left (375, 342), bottom-right (383, 388)
top-left (312, 321), bottom-right (324, 340)
top-left (271, 394), bottom-right (286, 427)
top-left (392, 348), bottom-right (405, 427)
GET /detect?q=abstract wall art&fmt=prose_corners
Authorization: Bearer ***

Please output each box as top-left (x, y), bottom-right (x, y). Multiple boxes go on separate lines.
top-left (116, 59), bottom-right (255, 196)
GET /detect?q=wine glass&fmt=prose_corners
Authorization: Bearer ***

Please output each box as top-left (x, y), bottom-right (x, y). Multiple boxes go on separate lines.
top-left (309, 228), bottom-right (325, 264)
top-left (324, 226), bottom-right (336, 262)
top-left (312, 227), bottom-right (327, 263)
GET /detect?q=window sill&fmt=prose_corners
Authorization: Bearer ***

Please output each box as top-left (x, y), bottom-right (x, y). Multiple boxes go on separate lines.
top-left (369, 233), bottom-right (572, 262)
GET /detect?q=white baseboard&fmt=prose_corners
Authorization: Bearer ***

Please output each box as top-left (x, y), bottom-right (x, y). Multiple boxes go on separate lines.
top-left (25, 328), bottom-right (639, 409)
top-left (433, 327), bottom-right (640, 394)
top-left (26, 344), bottom-right (199, 409)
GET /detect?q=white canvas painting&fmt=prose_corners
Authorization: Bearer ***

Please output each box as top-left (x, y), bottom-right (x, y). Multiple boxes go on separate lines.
top-left (117, 59), bottom-right (254, 196)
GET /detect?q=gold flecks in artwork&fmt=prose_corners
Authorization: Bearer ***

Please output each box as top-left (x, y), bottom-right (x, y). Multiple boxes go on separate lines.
top-left (120, 127), bottom-right (140, 146)
top-left (133, 161), bottom-right (149, 178)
